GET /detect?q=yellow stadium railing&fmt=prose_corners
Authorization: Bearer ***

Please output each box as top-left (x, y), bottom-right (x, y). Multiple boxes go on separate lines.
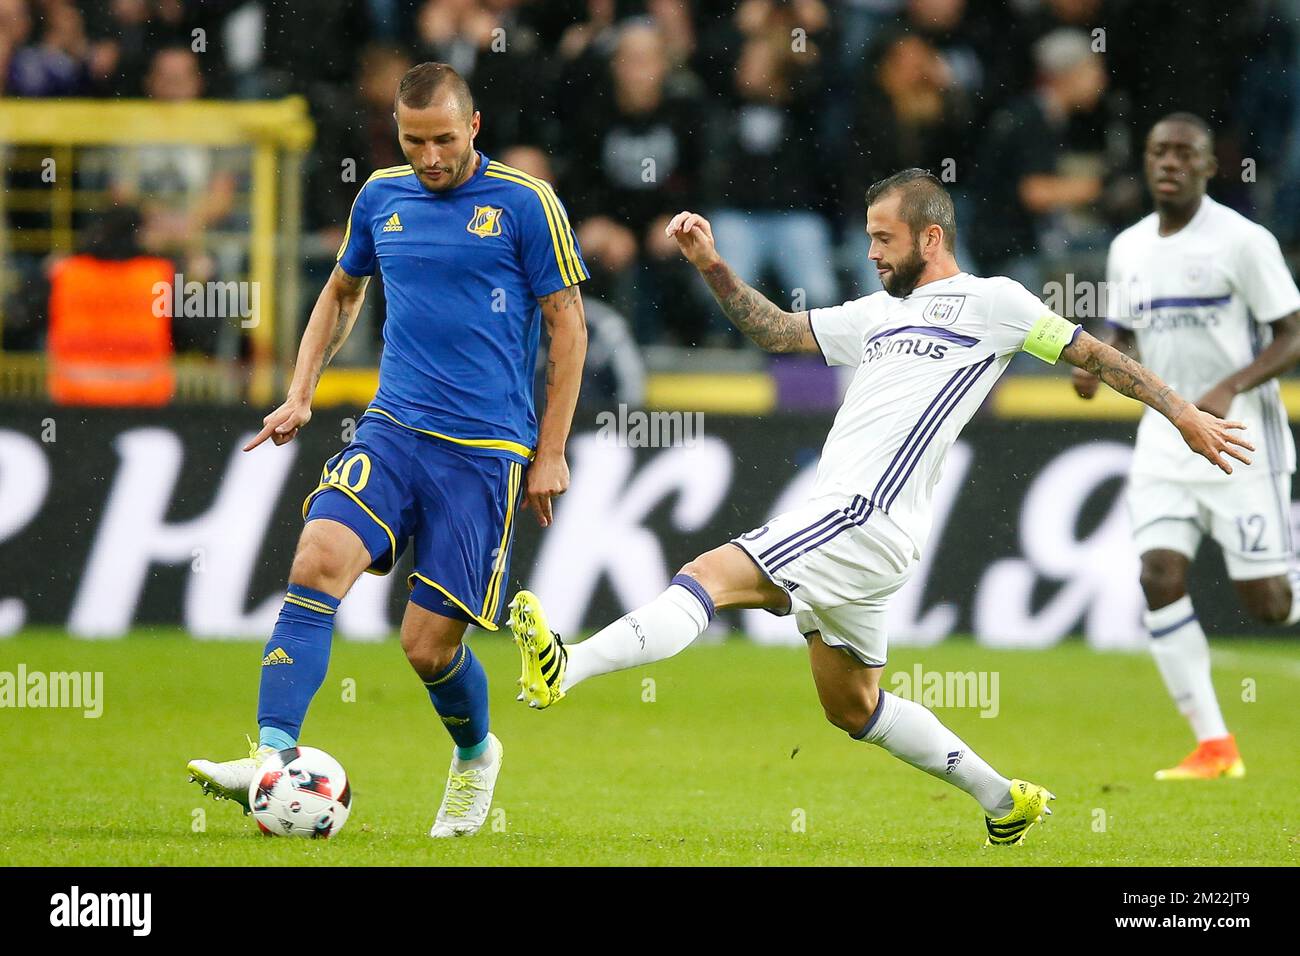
top-left (0, 97), bottom-right (314, 404)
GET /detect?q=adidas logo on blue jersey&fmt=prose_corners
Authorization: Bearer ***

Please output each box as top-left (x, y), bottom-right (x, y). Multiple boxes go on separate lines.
top-left (382, 213), bottom-right (403, 232)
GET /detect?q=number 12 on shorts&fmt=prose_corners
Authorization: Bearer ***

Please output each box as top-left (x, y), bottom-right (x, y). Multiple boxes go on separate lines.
top-left (1236, 513), bottom-right (1267, 553)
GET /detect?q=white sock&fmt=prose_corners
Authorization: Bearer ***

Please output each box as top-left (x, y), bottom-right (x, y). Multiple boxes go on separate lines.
top-left (858, 690), bottom-right (1013, 816)
top-left (1145, 595), bottom-right (1228, 742)
top-left (562, 575), bottom-right (713, 691)
top-left (1286, 570), bottom-right (1300, 625)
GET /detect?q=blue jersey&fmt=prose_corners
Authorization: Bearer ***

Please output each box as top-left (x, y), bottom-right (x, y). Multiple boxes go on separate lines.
top-left (336, 152), bottom-right (588, 463)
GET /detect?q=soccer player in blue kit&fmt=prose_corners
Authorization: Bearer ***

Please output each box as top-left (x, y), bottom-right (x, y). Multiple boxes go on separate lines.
top-left (187, 63), bottom-right (589, 837)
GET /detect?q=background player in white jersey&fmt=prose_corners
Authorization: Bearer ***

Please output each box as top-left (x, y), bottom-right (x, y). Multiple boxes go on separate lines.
top-left (1073, 113), bottom-right (1300, 780)
top-left (513, 169), bottom-right (1250, 845)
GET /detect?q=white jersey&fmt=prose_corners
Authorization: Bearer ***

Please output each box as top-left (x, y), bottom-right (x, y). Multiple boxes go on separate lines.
top-left (809, 271), bottom-right (1072, 558)
top-left (1108, 196), bottom-right (1300, 481)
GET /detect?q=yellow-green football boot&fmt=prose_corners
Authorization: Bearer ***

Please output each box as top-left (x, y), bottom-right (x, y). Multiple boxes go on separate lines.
top-left (508, 590), bottom-right (567, 709)
top-left (984, 779), bottom-right (1055, 846)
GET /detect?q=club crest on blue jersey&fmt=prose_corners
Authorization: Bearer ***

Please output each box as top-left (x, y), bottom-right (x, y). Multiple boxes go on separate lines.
top-left (922, 294), bottom-right (964, 327)
top-left (466, 205), bottom-right (504, 238)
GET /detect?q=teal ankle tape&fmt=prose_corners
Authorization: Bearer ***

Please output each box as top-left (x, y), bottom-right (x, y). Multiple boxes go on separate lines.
top-left (259, 727), bottom-right (296, 751)
top-left (455, 737), bottom-right (489, 761)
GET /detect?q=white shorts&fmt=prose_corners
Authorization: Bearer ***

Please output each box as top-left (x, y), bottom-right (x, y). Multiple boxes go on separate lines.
top-left (1127, 470), bottom-right (1295, 580)
top-left (731, 493), bottom-right (915, 667)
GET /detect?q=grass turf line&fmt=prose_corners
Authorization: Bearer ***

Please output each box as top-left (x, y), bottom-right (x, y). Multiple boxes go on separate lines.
top-left (0, 630), bottom-right (1295, 866)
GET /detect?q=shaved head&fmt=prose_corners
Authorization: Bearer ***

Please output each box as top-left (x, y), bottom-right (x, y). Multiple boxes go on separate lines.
top-left (395, 61), bottom-right (474, 122)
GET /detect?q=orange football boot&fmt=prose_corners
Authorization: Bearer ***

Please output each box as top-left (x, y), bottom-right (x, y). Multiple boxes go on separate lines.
top-left (1155, 734), bottom-right (1245, 780)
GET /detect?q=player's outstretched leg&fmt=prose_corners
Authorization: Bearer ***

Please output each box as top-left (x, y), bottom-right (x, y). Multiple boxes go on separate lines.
top-left (509, 575), bottom-right (716, 708)
top-left (187, 519), bottom-right (371, 809)
top-left (807, 632), bottom-right (1054, 846)
top-left (1139, 551), bottom-right (1244, 780)
top-left (510, 575), bottom-right (714, 708)
top-left (509, 544), bottom-right (775, 708)
top-left (402, 596), bottom-right (501, 838)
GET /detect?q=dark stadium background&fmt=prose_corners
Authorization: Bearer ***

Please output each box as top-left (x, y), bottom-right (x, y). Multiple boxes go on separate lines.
top-left (1, 2), bottom-right (1300, 897)
top-left (1, 1), bottom-right (1298, 641)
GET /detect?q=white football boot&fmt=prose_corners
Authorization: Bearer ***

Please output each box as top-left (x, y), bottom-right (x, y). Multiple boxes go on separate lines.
top-left (429, 733), bottom-right (503, 838)
top-left (187, 736), bottom-right (278, 811)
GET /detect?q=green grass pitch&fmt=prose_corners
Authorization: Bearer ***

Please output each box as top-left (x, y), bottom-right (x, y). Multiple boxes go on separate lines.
top-left (1, 629), bottom-right (1296, 866)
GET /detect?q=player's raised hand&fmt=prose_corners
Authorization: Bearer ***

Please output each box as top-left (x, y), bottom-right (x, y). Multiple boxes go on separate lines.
top-left (1071, 367), bottom-right (1100, 399)
top-left (245, 397), bottom-right (312, 451)
top-left (665, 211), bottom-right (718, 269)
top-left (523, 449), bottom-right (569, 528)
top-left (1172, 404), bottom-right (1254, 475)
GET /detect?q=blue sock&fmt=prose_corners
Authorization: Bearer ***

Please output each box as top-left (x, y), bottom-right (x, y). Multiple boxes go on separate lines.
top-left (424, 643), bottom-right (490, 759)
top-left (257, 584), bottom-right (339, 744)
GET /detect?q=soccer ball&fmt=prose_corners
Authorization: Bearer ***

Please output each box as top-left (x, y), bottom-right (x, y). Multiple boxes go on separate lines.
top-left (249, 746), bottom-right (352, 839)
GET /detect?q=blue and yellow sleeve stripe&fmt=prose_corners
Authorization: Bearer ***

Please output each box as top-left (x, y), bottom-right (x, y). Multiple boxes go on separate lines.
top-left (483, 160), bottom-right (589, 288)
top-left (335, 164), bottom-right (415, 264)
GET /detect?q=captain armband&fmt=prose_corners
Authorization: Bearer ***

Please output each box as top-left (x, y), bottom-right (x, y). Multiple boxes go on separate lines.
top-left (1022, 313), bottom-right (1081, 365)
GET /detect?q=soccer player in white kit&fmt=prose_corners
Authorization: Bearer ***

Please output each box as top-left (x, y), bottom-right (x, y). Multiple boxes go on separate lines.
top-left (1073, 113), bottom-right (1300, 780)
top-left (512, 169), bottom-right (1251, 845)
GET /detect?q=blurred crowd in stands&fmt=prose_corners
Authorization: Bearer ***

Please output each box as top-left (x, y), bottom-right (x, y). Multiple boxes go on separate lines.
top-left (4, 0), bottom-right (1300, 354)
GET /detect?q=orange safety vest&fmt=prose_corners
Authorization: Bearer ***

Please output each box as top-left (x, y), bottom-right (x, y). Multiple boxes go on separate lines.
top-left (47, 255), bottom-right (176, 406)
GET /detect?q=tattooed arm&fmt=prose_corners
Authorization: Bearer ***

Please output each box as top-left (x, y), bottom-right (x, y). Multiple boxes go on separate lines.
top-left (665, 210), bottom-right (817, 353)
top-left (1071, 324), bottom-right (1136, 400)
top-left (245, 265), bottom-right (370, 451)
top-left (1060, 329), bottom-right (1254, 474)
top-left (527, 282), bottom-right (588, 527)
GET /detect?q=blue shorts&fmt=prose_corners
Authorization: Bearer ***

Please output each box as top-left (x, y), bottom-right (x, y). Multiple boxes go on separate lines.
top-left (302, 415), bottom-right (526, 630)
